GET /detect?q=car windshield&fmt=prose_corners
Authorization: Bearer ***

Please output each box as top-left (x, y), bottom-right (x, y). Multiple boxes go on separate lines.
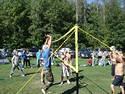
top-left (29, 47), bottom-right (38, 52)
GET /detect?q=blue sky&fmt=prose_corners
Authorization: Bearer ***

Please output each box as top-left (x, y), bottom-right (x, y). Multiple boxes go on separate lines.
top-left (87, 0), bottom-right (95, 4)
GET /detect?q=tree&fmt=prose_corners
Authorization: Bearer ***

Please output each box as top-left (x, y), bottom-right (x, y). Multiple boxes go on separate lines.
top-left (28, 0), bottom-right (75, 48)
top-left (0, 0), bottom-right (30, 49)
top-left (0, 0), bottom-right (125, 50)
top-left (105, 0), bottom-right (125, 48)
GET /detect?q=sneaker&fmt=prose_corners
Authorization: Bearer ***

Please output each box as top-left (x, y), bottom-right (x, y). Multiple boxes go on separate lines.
top-left (83, 83), bottom-right (87, 87)
top-left (41, 89), bottom-right (46, 94)
top-left (21, 74), bottom-right (25, 77)
top-left (47, 91), bottom-right (52, 94)
top-left (22, 67), bottom-right (24, 70)
top-left (9, 75), bottom-right (12, 78)
top-left (67, 80), bottom-right (70, 84)
top-left (60, 82), bottom-right (63, 85)
top-left (41, 80), bottom-right (45, 84)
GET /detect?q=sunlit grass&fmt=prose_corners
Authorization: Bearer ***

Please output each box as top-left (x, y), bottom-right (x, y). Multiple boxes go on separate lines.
top-left (0, 58), bottom-right (124, 94)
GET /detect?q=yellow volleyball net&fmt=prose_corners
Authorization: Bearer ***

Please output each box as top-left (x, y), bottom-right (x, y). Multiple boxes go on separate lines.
top-left (16, 24), bottom-right (111, 94)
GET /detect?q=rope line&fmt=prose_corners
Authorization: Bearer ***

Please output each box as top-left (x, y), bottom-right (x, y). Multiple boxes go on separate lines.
top-left (52, 26), bottom-right (75, 43)
top-left (53, 53), bottom-right (77, 72)
top-left (16, 68), bottom-right (41, 94)
top-left (52, 31), bottom-right (74, 56)
top-left (79, 27), bottom-right (110, 49)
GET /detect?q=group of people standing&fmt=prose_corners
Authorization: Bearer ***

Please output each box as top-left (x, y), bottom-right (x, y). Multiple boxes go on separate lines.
top-left (86, 47), bottom-right (125, 94)
top-left (21, 49), bottom-right (31, 68)
top-left (87, 49), bottom-right (112, 66)
top-left (97, 49), bottom-right (110, 66)
top-left (9, 33), bottom-right (73, 94)
top-left (9, 33), bottom-right (125, 94)
top-left (10, 49), bottom-right (31, 78)
top-left (10, 49), bottom-right (25, 77)
top-left (9, 34), bottom-right (54, 94)
top-left (87, 46), bottom-right (125, 94)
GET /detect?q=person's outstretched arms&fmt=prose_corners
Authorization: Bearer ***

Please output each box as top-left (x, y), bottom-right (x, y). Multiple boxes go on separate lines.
top-left (45, 35), bottom-right (52, 48)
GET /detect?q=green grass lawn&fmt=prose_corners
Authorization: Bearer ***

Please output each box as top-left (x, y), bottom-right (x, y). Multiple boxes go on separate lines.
top-left (0, 58), bottom-right (124, 94)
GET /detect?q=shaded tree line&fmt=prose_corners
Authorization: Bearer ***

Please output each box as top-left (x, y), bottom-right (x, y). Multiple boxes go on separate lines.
top-left (0, 0), bottom-right (125, 50)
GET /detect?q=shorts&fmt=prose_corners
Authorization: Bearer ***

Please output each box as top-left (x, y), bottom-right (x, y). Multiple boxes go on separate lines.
top-left (61, 64), bottom-right (70, 77)
top-left (43, 68), bottom-right (54, 82)
top-left (98, 56), bottom-right (102, 59)
top-left (41, 68), bottom-right (54, 90)
top-left (112, 75), bottom-right (124, 86)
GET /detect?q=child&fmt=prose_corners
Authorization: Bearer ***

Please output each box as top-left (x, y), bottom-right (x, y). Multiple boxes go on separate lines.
top-left (10, 49), bottom-right (25, 78)
top-left (65, 49), bottom-right (73, 75)
top-left (60, 49), bottom-right (70, 85)
top-left (87, 57), bottom-right (92, 66)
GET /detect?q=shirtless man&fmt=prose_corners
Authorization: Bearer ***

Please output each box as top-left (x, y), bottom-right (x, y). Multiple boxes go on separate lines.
top-left (109, 47), bottom-right (117, 80)
top-left (110, 51), bottom-right (125, 94)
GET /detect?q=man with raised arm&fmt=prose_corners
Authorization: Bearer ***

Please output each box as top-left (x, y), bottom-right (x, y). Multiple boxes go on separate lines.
top-left (109, 46), bottom-right (117, 80)
top-left (41, 34), bottom-right (54, 94)
top-left (110, 50), bottom-right (125, 94)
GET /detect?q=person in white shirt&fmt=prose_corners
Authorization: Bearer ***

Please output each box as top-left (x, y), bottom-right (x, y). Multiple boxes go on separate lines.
top-left (60, 48), bottom-right (71, 85)
top-left (10, 49), bottom-right (25, 78)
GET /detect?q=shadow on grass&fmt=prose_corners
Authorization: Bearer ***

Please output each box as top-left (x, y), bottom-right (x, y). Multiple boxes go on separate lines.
top-left (61, 85), bottom-right (77, 94)
top-left (61, 75), bottom-right (89, 94)
top-left (52, 82), bottom-right (61, 86)
top-left (84, 86), bottom-right (93, 94)
top-left (53, 70), bottom-right (84, 86)
top-left (25, 71), bottom-right (39, 76)
top-left (0, 78), bottom-right (4, 80)
top-left (84, 75), bottom-right (110, 94)
top-left (72, 69), bottom-right (84, 74)
top-left (69, 75), bottom-right (84, 82)
top-left (61, 84), bottom-right (88, 94)
top-left (61, 73), bottom-right (110, 94)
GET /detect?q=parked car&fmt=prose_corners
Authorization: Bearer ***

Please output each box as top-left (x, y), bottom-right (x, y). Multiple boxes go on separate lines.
top-left (79, 48), bottom-right (92, 58)
top-left (0, 49), bottom-right (9, 64)
top-left (29, 47), bottom-right (38, 57)
top-left (17, 49), bottom-right (23, 57)
top-left (0, 48), bottom-right (9, 57)
top-left (70, 50), bottom-right (75, 58)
